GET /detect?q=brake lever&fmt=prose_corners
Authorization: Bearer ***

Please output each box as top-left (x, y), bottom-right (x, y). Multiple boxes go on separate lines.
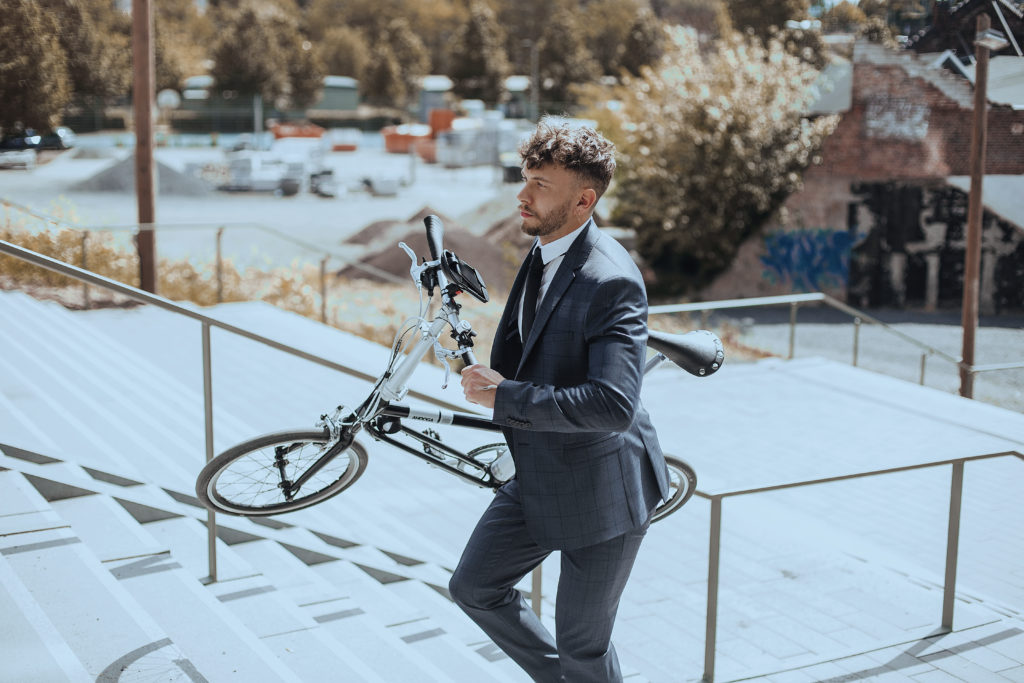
top-left (399, 242), bottom-right (426, 290)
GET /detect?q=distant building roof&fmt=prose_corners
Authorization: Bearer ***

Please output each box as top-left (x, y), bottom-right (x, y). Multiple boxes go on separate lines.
top-left (420, 75), bottom-right (454, 92)
top-left (323, 76), bottom-right (358, 89)
top-left (962, 55), bottom-right (1024, 107)
top-left (947, 175), bottom-right (1024, 230)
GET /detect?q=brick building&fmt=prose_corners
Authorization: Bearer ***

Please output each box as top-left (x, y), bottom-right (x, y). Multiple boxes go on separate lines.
top-left (698, 39), bottom-right (1024, 313)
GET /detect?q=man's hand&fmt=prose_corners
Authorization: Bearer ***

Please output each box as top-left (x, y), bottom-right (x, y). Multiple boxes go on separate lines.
top-left (460, 364), bottom-right (506, 409)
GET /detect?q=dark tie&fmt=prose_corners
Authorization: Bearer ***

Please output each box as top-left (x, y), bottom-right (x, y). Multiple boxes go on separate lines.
top-left (521, 247), bottom-right (544, 340)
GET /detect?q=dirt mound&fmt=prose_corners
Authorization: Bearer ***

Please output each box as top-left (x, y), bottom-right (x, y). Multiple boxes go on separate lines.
top-left (343, 206), bottom-right (465, 249)
top-left (338, 223), bottom-right (524, 293)
top-left (406, 206), bottom-right (458, 227)
top-left (343, 219), bottom-right (402, 246)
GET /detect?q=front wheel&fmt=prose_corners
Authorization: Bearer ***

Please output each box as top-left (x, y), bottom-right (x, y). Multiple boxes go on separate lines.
top-left (652, 456), bottom-right (697, 523)
top-left (196, 428), bottom-right (368, 516)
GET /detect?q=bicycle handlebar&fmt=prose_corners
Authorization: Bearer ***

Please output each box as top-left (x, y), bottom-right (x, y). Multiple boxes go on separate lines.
top-left (424, 215), bottom-right (444, 261)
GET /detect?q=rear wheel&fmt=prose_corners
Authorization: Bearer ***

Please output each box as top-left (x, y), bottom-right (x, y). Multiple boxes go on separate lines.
top-left (196, 429), bottom-right (368, 516)
top-left (652, 456), bottom-right (697, 523)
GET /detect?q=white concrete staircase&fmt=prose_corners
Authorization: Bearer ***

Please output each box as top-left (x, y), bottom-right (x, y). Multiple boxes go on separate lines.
top-left (3, 289), bottom-right (1023, 682)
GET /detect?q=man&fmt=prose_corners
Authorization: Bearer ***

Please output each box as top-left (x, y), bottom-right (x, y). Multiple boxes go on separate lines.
top-left (454, 119), bottom-right (669, 682)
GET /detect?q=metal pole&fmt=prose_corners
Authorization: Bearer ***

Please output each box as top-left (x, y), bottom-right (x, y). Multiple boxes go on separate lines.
top-left (703, 497), bottom-right (723, 683)
top-left (920, 353), bottom-right (928, 385)
top-left (852, 317), bottom-right (861, 367)
top-left (320, 256), bottom-right (329, 324)
top-left (942, 460), bottom-right (965, 630)
top-left (202, 322), bottom-right (217, 583)
top-left (215, 227), bottom-right (224, 303)
top-left (132, 0), bottom-right (157, 293)
top-left (531, 566), bottom-right (542, 618)
top-left (960, 14), bottom-right (992, 399)
top-left (81, 231), bottom-right (91, 309)
top-left (530, 40), bottom-right (540, 121)
top-left (788, 302), bottom-right (798, 359)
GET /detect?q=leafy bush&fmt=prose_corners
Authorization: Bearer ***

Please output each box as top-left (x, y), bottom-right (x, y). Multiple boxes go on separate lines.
top-left (583, 27), bottom-right (838, 295)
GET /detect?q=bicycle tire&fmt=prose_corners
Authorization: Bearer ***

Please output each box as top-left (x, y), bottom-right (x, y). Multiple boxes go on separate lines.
top-left (652, 455), bottom-right (697, 523)
top-left (196, 428), bottom-right (368, 517)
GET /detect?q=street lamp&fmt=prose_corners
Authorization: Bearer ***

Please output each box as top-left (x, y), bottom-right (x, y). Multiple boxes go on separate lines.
top-left (959, 16), bottom-right (1009, 398)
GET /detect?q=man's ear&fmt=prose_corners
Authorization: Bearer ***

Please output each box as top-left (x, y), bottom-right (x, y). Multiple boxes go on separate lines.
top-left (577, 188), bottom-right (598, 213)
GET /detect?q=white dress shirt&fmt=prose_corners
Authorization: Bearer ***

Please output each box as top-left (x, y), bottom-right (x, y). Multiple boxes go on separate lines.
top-left (518, 218), bottom-right (591, 338)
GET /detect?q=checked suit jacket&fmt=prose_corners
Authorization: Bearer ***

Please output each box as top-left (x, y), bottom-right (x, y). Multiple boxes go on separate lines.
top-left (491, 219), bottom-right (669, 550)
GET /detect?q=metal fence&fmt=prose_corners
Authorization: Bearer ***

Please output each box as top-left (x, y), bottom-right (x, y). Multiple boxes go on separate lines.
top-left (3, 239), bottom-right (1023, 682)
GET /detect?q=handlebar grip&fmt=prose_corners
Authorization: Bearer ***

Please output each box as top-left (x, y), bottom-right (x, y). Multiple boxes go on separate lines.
top-left (461, 349), bottom-right (478, 367)
top-left (424, 215), bottom-right (444, 261)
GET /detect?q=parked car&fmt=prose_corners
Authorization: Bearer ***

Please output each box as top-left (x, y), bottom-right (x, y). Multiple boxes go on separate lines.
top-left (0, 126), bottom-right (76, 151)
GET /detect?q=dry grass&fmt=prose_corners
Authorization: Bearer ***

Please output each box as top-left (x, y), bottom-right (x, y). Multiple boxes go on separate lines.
top-left (2, 215), bottom-right (766, 366)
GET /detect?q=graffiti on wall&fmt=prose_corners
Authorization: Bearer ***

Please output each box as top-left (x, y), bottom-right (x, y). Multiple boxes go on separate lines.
top-left (864, 96), bottom-right (930, 140)
top-left (760, 229), bottom-right (859, 292)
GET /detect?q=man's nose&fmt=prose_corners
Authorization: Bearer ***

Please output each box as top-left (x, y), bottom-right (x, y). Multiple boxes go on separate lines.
top-left (516, 185), bottom-right (528, 203)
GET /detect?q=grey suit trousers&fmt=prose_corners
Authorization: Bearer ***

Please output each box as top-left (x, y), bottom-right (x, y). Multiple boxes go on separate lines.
top-left (449, 479), bottom-right (651, 682)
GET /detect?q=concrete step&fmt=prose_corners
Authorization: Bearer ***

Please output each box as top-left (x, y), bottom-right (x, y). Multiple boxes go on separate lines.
top-left (0, 472), bottom-right (187, 679)
top-left (38, 483), bottom-right (303, 682)
top-left (206, 573), bottom-right (386, 682)
top-left (230, 538), bottom-right (455, 682)
top-left (0, 550), bottom-right (91, 682)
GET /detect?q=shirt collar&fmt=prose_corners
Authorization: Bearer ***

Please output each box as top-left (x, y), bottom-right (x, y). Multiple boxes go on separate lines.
top-left (537, 218), bottom-right (591, 265)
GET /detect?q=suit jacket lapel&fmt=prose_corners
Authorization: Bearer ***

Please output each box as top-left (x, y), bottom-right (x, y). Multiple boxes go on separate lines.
top-left (516, 220), bottom-right (599, 376)
top-left (490, 237), bottom-right (539, 372)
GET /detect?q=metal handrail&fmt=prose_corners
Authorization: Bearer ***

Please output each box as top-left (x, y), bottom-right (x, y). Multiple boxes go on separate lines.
top-left (1, 196), bottom-right (406, 285)
top-left (0, 238), bottom-right (473, 584)
top-left (650, 292), bottom-right (1024, 384)
top-left (694, 449), bottom-right (1024, 682)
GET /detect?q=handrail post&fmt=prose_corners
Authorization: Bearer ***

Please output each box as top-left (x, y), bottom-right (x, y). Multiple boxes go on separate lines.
top-left (852, 317), bottom-right (861, 367)
top-left (202, 321), bottom-right (217, 583)
top-left (942, 460), bottom-right (965, 630)
top-left (531, 566), bottom-right (542, 618)
top-left (704, 496), bottom-right (723, 683)
top-left (215, 227), bottom-right (224, 303)
top-left (788, 302), bottom-right (798, 359)
top-left (320, 255), bottom-right (329, 324)
top-left (81, 230), bottom-right (91, 310)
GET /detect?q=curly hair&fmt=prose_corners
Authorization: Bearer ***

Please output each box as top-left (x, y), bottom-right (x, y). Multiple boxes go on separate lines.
top-left (519, 117), bottom-right (616, 198)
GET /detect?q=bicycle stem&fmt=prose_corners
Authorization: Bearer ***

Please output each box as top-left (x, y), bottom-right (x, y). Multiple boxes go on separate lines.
top-left (380, 317), bottom-right (449, 402)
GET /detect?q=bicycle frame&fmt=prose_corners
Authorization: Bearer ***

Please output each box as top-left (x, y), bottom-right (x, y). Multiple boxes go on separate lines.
top-left (275, 215), bottom-right (721, 505)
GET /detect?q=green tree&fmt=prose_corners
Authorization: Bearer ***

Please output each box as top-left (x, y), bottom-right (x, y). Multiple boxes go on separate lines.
top-left (726, 0), bottom-right (810, 39)
top-left (583, 28), bottom-right (838, 294)
top-left (0, 0), bottom-right (71, 131)
top-left (360, 43), bottom-right (406, 106)
top-left (858, 15), bottom-right (899, 47)
top-left (319, 25), bottom-right (370, 77)
top-left (450, 0), bottom-right (510, 103)
top-left (821, 0), bottom-right (868, 31)
top-left (211, 3), bottom-right (324, 111)
top-left (153, 0), bottom-right (211, 92)
top-left (499, 0), bottom-right (560, 75)
top-left (651, 0), bottom-right (732, 36)
top-left (38, 0), bottom-right (131, 100)
top-left (378, 18), bottom-right (429, 104)
top-left (620, 8), bottom-right (668, 77)
top-left (536, 7), bottom-right (601, 106)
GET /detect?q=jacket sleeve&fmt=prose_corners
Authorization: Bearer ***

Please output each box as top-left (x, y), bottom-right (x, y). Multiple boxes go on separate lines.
top-left (492, 275), bottom-right (648, 433)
